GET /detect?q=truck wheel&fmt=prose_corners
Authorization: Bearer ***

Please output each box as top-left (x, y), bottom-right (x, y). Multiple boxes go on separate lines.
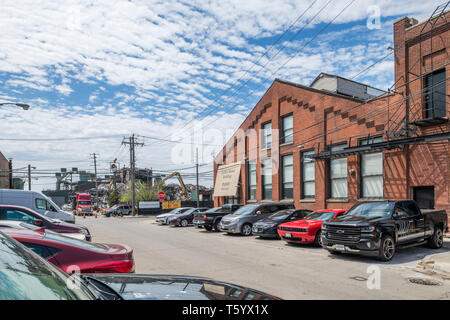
top-left (378, 235), bottom-right (395, 261)
top-left (213, 220), bottom-right (221, 232)
top-left (180, 219), bottom-right (188, 227)
top-left (427, 226), bottom-right (444, 249)
top-left (204, 225), bottom-right (213, 231)
top-left (241, 223), bottom-right (252, 236)
top-left (314, 231), bottom-right (322, 247)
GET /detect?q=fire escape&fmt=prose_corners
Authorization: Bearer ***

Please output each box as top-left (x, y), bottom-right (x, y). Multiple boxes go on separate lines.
top-left (310, 2), bottom-right (450, 160)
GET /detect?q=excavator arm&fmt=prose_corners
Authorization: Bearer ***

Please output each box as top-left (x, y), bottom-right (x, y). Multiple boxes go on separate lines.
top-left (162, 172), bottom-right (188, 199)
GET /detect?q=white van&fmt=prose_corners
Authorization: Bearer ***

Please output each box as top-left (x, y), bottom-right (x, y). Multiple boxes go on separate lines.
top-left (0, 189), bottom-right (75, 223)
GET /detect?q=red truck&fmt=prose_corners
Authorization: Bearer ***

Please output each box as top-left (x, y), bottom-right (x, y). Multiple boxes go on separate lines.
top-left (75, 193), bottom-right (92, 216)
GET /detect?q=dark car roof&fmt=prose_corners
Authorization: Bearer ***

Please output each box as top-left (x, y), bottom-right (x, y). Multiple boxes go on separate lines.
top-left (90, 274), bottom-right (281, 300)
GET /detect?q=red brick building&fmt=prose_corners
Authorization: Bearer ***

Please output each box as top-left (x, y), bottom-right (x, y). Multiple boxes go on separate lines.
top-left (213, 11), bottom-right (449, 220)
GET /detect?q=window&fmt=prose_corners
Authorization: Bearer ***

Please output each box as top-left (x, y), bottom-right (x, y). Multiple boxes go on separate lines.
top-left (360, 136), bottom-right (383, 198)
top-left (281, 114), bottom-right (293, 143)
top-left (281, 154), bottom-right (293, 199)
top-left (301, 150), bottom-right (315, 198)
top-left (261, 158), bottom-right (272, 200)
top-left (329, 144), bottom-right (348, 199)
top-left (261, 122), bottom-right (272, 149)
top-left (0, 209), bottom-right (38, 224)
top-left (247, 161), bottom-right (257, 200)
top-left (36, 198), bottom-right (56, 212)
top-left (424, 69), bottom-right (446, 118)
top-left (22, 242), bottom-right (61, 259)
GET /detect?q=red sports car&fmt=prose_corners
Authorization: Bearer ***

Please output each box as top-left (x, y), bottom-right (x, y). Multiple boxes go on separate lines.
top-left (2, 228), bottom-right (134, 273)
top-left (277, 209), bottom-right (347, 246)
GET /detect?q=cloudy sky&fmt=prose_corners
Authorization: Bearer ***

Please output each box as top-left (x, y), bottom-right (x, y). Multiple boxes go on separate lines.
top-left (0, 0), bottom-right (443, 191)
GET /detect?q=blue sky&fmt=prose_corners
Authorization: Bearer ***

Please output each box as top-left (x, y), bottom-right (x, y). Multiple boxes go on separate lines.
top-left (0, 0), bottom-right (444, 190)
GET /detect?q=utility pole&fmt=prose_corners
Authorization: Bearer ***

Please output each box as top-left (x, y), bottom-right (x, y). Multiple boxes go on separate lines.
top-left (8, 159), bottom-right (12, 189)
top-left (28, 164), bottom-right (31, 190)
top-left (196, 148), bottom-right (199, 208)
top-left (90, 153), bottom-right (98, 209)
top-left (122, 134), bottom-right (143, 215)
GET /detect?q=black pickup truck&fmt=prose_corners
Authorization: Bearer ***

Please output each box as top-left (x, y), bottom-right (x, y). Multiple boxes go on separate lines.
top-left (193, 204), bottom-right (242, 231)
top-left (321, 200), bottom-right (448, 261)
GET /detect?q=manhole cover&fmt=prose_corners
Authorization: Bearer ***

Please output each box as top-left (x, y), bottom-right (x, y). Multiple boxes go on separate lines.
top-left (408, 277), bottom-right (442, 286)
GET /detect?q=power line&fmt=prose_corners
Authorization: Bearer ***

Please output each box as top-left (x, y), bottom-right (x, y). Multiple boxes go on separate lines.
top-left (152, 0), bottom-right (322, 146)
top-left (200, 0), bottom-right (357, 132)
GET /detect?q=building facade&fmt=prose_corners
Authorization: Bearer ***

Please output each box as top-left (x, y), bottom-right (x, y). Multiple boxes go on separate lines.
top-left (0, 152), bottom-right (10, 189)
top-left (213, 11), bottom-right (449, 220)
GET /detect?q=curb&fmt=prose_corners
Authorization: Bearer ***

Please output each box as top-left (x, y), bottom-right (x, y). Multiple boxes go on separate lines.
top-left (417, 258), bottom-right (450, 279)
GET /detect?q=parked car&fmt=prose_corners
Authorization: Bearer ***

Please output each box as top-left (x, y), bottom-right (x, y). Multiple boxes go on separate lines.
top-left (252, 208), bottom-right (312, 238)
top-left (155, 207), bottom-right (193, 224)
top-left (0, 231), bottom-right (280, 300)
top-left (104, 204), bottom-right (132, 217)
top-left (0, 189), bottom-right (75, 223)
top-left (2, 228), bottom-right (134, 273)
top-left (193, 204), bottom-right (242, 231)
top-left (193, 207), bottom-right (224, 228)
top-left (218, 202), bottom-right (295, 236)
top-left (168, 207), bottom-right (210, 227)
top-left (0, 205), bottom-right (91, 241)
top-left (0, 220), bottom-right (86, 240)
top-left (61, 204), bottom-right (72, 211)
top-left (321, 200), bottom-right (448, 261)
top-left (278, 209), bottom-right (347, 246)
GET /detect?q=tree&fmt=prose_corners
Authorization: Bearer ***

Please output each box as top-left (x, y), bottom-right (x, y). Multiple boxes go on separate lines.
top-left (108, 188), bottom-right (120, 207)
top-left (119, 180), bottom-right (166, 204)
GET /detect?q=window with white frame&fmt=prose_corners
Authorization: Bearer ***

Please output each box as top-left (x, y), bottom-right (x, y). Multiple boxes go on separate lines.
top-left (247, 161), bottom-right (257, 200)
top-left (261, 122), bottom-right (272, 149)
top-left (281, 154), bottom-right (293, 199)
top-left (360, 136), bottom-right (383, 198)
top-left (261, 158), bottom-right (272, 200)
top-left (329, 144), bottom-right (348, 199)
top-left (301, 150), bottom-right (315, 199)
top-left (282, 114), bottom-right (293, 143)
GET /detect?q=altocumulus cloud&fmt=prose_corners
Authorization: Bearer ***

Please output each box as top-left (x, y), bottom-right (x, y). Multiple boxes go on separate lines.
top-left (0, 0), bottom-right (441, 190)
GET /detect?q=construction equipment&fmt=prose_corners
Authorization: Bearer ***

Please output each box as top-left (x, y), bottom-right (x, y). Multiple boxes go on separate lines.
top-left (162, 172), bottom-right (188, 200)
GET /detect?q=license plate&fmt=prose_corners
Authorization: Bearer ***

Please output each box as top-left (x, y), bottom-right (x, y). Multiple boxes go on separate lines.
top-left (285, 232), bottom-right (292, 238)
top-left (335, 244), bottom-right (345, 251)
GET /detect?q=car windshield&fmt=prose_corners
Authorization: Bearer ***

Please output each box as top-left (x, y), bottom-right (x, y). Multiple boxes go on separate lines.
top-left (43, 232), bottom-right (108, 252)
top-left (347, 202), bottom-right (394, 218)
top-left (78, 201), bottom-right (91, 205)
top-left (0, 231), bottom-right (93, 300)
top-left (305, 211), bottom-right (336, 221)
top-left (269, 210), bottom-right (293, 221)
top-left (182, 208), bottom-right (197, 214)
top-left (232, 204), bottom-right (259, 216)
top-left (205, 207), bottom-right (222, 213)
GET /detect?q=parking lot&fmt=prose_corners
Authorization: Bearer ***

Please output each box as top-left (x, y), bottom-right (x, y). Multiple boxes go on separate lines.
top-left (80, 215), bottom-right (450, 300)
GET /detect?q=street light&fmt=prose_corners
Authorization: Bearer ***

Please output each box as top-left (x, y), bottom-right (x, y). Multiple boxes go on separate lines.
top-left (0, 102), bottom-right (30, 110)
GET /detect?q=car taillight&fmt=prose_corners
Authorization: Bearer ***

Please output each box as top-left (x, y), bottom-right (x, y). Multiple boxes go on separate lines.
top-left (91, 260), bottom-right (134, 273)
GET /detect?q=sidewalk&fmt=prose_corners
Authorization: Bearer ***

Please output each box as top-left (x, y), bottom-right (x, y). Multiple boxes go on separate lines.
top-left (416, 239), bottom-right (450, 280)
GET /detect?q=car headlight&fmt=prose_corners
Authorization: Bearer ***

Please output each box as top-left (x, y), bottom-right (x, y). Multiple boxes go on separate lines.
top-left (361, 226), bottom-right (375, 232)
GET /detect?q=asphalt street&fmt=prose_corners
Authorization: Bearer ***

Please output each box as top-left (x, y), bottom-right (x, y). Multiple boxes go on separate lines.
top-left (80, 215), bottom-right (450, 300)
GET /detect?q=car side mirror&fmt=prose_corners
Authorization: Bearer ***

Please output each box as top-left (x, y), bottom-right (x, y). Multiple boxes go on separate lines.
top-left (34, 219), bottom-right (43, 227)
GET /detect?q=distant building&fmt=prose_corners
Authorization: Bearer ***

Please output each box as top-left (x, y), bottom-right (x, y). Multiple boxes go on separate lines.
top-left (0, 152), bottom-right (10, 189)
